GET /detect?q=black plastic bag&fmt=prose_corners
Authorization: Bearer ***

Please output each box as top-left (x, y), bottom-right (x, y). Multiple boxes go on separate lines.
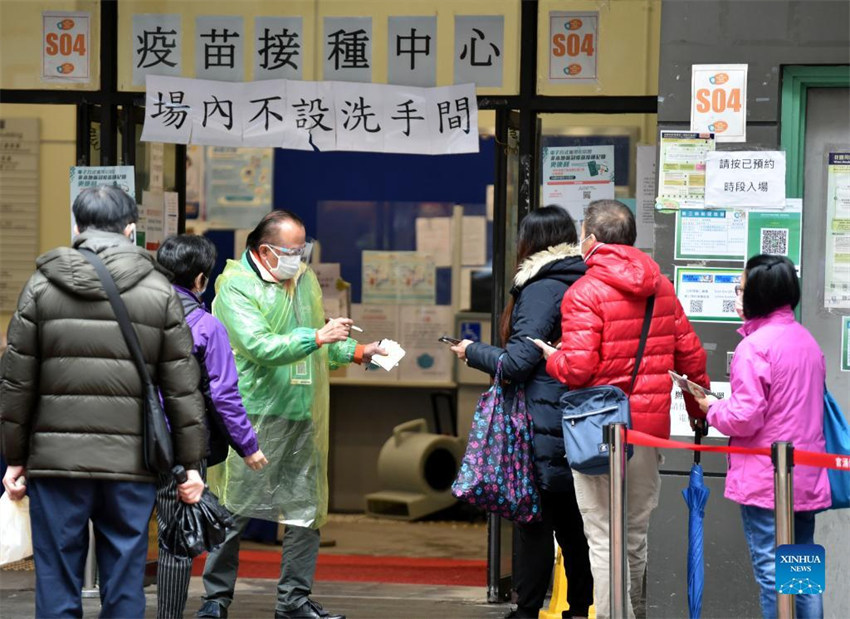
top-left (160, 466), bottom-right (235, 559)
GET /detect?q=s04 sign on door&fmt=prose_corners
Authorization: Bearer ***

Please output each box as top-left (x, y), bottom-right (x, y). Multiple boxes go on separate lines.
top-left (690, 64), bottom-right (748, 142)
top-left (549, 12), bottom-right (598, 82)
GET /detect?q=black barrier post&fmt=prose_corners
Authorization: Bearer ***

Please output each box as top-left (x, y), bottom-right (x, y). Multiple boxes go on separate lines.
top-left (772, 441), bottom-right (796, 619)
top-left (605, 423), bottom-right (629, 619)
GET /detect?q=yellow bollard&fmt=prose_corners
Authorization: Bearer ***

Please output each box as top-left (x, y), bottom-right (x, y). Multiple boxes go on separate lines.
top-left (539, 547), bottom-right (595, 619)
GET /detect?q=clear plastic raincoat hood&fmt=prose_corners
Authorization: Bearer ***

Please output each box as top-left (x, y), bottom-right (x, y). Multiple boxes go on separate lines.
top-left (208, 251), bottom-right (356, 529)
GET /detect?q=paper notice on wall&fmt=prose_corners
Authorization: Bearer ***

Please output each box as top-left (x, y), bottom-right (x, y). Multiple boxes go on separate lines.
top-left (669, 382), bottom-right (730, 438)
top-left (826, 152), bottom-right (850, 309)
top-left (690, 64), bottom-right (747, 143)
top-left (543, 145), bottom-right (615, 224)
top-left (141, 191), bottom-right (165, 252)
top-left (313, 263), bottom-right (350, 320)
top-left (415, 217), bottom-right (453, 267)
top-left (704, 151), bottom-right (786, 209)
top-left (675, 209), bottom-right (747, 261)
top-left (42, 11), bottom-right (91, 83)
top-left (397, 252), bottom-right (436, 304)
top-left (149, 142), bottom-right (165, 192)
top-left (164, 191), bottom-right (179, 238)
top-left (343, 304), bottom-right (401, 382)
top-left (675, 267), bottom-right (742, 323)
top-left (362, 251), bottom-right (399, 304)
top-left (398, 305), bottom-right (453, 383)
top-left (656, 131), bottom-right (715, 210)
top-left (841, 316), bottom-right (850, 373)
top-left (636, 145), bottom-right (657, 251)
top-left (462, 216), bottom-right (487, 266)
top-left (746, 200), bottom-right (802, 266)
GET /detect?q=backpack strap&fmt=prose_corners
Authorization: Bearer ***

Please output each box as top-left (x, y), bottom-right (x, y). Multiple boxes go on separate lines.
top-left (628, 295), bottom-right (655, 394)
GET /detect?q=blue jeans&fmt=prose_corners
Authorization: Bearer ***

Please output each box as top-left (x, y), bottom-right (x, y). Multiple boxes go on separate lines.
top-left (740, 505), bottom-right (823, 619)
top-left (28, 477), bottom-right (156, 619)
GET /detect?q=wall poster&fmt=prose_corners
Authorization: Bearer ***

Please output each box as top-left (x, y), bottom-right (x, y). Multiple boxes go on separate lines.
top-left (656, 131), bottom-right (714, 210)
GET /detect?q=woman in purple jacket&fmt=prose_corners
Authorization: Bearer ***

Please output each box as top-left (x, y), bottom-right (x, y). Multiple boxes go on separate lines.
top-left (155, 235), bottom-right (267, 619)
top-left (696, 255), bottom-right (830, 619)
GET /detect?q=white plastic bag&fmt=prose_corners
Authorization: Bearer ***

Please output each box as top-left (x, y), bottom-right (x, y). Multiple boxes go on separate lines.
top-left (0, 493), bottom-right (32, 565)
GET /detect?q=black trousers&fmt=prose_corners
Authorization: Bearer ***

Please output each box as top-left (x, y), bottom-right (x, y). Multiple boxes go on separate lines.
top-left (513, 485), bottom-right (594, 617)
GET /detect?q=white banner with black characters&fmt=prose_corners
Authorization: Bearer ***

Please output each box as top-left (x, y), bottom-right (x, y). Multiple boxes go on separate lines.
top-left (141, 75), bottom-right (479, 154)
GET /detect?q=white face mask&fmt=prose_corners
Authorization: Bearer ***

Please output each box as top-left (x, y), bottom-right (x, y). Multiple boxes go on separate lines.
top-left (263, 246), bottom-right (301, 281)
top-left (579, 234), bottom-right (598, 261)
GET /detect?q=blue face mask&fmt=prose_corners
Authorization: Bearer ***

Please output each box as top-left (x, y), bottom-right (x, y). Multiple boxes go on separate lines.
top-left (263, 245), bottom-right (301, 281)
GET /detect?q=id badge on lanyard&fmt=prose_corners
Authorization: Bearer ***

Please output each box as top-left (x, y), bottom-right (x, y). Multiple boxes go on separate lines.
top-left (291, 359), bottom-right (313, 385)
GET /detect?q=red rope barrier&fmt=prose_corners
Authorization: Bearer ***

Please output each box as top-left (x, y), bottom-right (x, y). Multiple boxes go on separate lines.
top-left (625, 429), bottom-right (850, 472)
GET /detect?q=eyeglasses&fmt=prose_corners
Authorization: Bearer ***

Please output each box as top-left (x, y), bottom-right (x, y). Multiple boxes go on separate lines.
top-left (264, 239), bottom-right (315, 262)
top-left (734, 285), bottom-right (744, 295)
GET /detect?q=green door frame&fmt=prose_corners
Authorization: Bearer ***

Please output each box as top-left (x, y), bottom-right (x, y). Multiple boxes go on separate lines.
top-left (780, 65), bottom-right (850, 197)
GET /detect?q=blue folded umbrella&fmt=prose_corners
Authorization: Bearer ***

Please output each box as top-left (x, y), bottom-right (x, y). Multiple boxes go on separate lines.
top-left (681, 431), bottom-right (710, 619)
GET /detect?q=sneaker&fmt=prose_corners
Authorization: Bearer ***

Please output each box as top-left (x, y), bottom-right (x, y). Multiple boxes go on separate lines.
top-left (196, 601), bottom-right (228, 618)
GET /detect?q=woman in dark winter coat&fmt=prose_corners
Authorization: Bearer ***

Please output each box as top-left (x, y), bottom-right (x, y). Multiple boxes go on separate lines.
top-left (450, 206), bottom-right (593, 619)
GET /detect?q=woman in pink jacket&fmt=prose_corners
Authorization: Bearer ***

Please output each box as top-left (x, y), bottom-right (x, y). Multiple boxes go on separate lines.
top-left (696, 255), bottom-right (830, 619)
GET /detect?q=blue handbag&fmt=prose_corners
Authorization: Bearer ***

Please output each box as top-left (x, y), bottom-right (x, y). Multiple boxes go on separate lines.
top-left (561, 295), bottom-right (654, 475)
top-left (824, 386), bottom-right (850, 509)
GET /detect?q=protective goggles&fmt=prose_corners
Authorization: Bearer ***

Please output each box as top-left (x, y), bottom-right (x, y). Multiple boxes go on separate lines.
top-left (264, 239), bottom-right (315, 262)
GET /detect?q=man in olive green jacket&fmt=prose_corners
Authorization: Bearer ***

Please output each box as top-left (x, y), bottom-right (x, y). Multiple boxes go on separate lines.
top-left (0, 186), bottom-right (207, 619)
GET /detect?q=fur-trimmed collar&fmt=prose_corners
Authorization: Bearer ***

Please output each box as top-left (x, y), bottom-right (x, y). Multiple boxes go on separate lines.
top-left (513, 243), bottom-right (581, 287)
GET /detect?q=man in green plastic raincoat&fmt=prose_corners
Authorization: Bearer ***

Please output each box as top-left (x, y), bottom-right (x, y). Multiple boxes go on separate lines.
top-left (198, 211), bottom-right (384, 619)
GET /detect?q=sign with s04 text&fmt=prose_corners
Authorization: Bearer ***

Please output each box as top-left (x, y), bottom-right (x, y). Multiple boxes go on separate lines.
top-left (549, 12), bottom-right (597, 82)
top-left (690, 64), bottom-right (747, 142)
top-left (42, 11), bottom-right (90, 83)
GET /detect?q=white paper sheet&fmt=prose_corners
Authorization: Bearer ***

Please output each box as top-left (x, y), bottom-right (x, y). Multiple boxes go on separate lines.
top-left (415, 217), bottom-right (453, 267)
top-left (461, 215), bottom-right (487, 266)
top-left (398, 305), bottom-right (453, 382)
top-left (635, 145), bottom-right (657, 251)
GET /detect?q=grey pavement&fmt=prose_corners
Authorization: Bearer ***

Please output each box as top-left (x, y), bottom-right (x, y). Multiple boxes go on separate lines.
top-left (0, 571), bottom-right (512, 619)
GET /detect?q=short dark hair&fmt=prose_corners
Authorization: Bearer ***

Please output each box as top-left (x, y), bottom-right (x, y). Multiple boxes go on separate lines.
top-left (72, 186), bottom-right (138, 233)
top-left (583, 200), bottom-right (636, 246)
top-left (742, 254), bottom-right (800, 319)
top-left (245, 210), bottom-right (305, 252)
top-left (156, 234), bottom-right (217, 289)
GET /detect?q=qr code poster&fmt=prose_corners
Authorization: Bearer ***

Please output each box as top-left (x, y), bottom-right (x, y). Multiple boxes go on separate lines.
top-left (747, 202), bottom-right (802, 266)
top-left (675, 267), bottom-right (743, 323)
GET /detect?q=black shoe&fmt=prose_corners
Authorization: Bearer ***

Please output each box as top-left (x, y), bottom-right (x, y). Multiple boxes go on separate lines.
top-left (197, 601), bottom-right (228, 618)
top-left (275, 599), bottom-right (345, 619)
top-left (504, 608), bottom-right (537, 619)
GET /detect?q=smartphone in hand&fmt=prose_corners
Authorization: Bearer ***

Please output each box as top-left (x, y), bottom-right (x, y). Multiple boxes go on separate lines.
top-left (438, 336), bottom-right (461, 345)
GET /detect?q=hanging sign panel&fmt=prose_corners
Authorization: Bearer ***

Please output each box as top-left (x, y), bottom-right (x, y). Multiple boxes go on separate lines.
top-left (141, 76), bottom-right (479, 155)
top-left (132, 14), bottom-right (182, 86)
top-left (548, 12), bottom-right (598, 82)
top-left (675, 267), bottom-right (742, 324)
top-left (656, 131), bottom-right (715, 210)
top-left (690, 64), bottom-right (747, 143)
top-left (542, 145), bottom-right (615, 224)
top-left (842, 316), bottom-right (850, 373)
top-left (675, 208), bottom-right (747, 262)
top-left (42, 11), bottom-right (90, 83)
top-left (454, 15), bottom-right (504, 88)
top-left (704, 151), bottom-right (786, 209)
